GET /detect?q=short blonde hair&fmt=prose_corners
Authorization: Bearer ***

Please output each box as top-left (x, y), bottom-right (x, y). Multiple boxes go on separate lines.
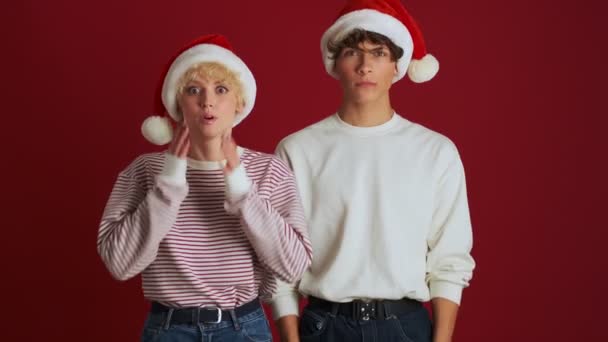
top-left (176, 62), bottom-right (245, 111)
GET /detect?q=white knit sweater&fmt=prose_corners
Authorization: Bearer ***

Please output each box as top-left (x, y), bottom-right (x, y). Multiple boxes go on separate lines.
top-left (271, 113), bottom-right (475, 318)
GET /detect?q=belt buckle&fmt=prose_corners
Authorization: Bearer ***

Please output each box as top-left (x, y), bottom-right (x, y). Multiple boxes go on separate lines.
top-left (357, 301), bottom-right (376, 321)
top-left (197, 304), bottom-right (222, 324)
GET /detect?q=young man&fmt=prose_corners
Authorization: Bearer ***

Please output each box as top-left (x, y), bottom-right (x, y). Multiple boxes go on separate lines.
top-left (98, 34), bottom-right (312, 341)
top-left (272, 1), bottom-right (475, 341)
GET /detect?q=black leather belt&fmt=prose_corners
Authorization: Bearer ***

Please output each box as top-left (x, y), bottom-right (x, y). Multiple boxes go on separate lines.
top-left (308, 296), bottom-right (422, 321)
top-left (150, 298), bottom-right (261, 324)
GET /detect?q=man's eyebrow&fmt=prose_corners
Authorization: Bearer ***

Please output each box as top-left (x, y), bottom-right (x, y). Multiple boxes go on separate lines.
top-left (349, 46), bottom-right (387, 52)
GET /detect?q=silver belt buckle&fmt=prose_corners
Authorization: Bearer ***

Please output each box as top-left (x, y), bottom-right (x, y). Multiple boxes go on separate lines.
top-left (198, 304), bottom-right (222, 324)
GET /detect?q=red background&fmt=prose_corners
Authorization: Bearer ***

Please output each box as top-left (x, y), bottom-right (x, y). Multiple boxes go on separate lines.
top-left (5, 0), bottom-right (607, 341)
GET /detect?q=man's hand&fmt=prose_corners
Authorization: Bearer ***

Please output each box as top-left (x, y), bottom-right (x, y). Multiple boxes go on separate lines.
top-left (432, 297), bottom-right (459, 342)
top-left (276, 315), bottom-right (300, 342)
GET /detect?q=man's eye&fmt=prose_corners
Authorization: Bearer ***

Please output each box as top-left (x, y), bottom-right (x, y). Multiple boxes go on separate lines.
top-left (343, 50), bottom-right (357, 57)
top-left (374, 50), bottom-right (388, 57)
top-left (186, 86), bottom-right (200, 95)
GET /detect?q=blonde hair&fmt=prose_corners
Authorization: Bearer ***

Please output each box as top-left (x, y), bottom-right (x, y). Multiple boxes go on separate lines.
top-left (176, 62), bottom-right (245, 111)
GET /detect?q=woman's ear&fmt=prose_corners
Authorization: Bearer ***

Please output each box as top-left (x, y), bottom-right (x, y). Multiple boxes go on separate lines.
top-left (235, 100), bottom-right (244, 114)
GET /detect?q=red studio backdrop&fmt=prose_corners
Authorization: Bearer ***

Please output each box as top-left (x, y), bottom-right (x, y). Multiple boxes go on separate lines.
top-left (5, 1), bottom-right (607, 341)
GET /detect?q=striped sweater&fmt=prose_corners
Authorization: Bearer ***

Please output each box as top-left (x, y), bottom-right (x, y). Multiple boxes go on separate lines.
top-left (98, 147), bottom-right (312, 309)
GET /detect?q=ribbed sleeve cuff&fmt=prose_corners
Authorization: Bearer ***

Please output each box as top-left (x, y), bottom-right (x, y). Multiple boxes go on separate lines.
top-left (159, 153), bottom-right (187, 186)
top-left (430, 280), bottom-right (463, 305)
top-left (271, 292), bottom-right (301, 320)
top-left (225, 164), bottom-right (252, 202)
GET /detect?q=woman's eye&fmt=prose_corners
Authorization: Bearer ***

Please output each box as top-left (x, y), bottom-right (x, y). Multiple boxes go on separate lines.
top-left (186, 86), bottom-right (200, 95)
top-left (217, 86), bottom-right (229, 94)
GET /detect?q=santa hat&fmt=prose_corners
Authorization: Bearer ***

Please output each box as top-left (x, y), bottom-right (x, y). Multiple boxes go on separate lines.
top-left (141, 34), bottom-right (257, 145)
top-left (320, 0), bottom-right (439, 83)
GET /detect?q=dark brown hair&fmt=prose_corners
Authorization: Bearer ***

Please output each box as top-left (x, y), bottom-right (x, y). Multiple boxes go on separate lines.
top-left (327, 29), bottom-right (404, 61)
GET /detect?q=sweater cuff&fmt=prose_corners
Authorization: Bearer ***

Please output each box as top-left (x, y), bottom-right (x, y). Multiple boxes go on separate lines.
top-left (429, 280), bottom-right (463, 305)
top-left (224, 164), bottom-right (252, 202)
top-left (159, 153), bottom-right (187, 186)
top-left (271, 292), bottom-right (301, 319)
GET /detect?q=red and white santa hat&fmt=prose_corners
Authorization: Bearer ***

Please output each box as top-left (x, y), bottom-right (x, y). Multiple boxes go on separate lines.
top-left (141, 34), bottom-right (257, 145)
top-left (320, 0), bottom-right (439, 83)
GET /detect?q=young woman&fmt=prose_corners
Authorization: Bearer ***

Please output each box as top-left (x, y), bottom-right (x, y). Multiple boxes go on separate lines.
top-left (98, 34), bottom-right (312, 341)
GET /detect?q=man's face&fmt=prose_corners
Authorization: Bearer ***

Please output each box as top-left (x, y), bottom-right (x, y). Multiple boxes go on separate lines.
top-left (177, 75), bottom-right (242, 142)
top-left (333, 40), bottom-right (398, 104)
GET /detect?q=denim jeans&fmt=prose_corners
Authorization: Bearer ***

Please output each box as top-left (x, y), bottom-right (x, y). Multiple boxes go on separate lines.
top-left (299, 303), bottom-right (432, 342)
top-left (141, 306), bottom-right (272, 342)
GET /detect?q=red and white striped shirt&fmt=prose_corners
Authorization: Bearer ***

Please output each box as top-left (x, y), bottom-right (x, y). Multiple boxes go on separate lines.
top-left (98, 148), bottom-right (312, 309)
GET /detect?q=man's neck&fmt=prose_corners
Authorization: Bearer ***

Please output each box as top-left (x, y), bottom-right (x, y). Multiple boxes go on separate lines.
top-left (338, 97), bottom-right (394, 127)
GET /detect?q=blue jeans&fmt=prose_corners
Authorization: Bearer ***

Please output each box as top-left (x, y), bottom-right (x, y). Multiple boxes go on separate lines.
top-left (141, 306), bottom-right (272, 342)
top-left (299, 304), bottom-right (432, 342)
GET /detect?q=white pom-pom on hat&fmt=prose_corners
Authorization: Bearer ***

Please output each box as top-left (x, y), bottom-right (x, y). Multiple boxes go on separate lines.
top-left (407, 54), bottom-right (439, 83)
top-left (141, 116), bottom-right (173, 146)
